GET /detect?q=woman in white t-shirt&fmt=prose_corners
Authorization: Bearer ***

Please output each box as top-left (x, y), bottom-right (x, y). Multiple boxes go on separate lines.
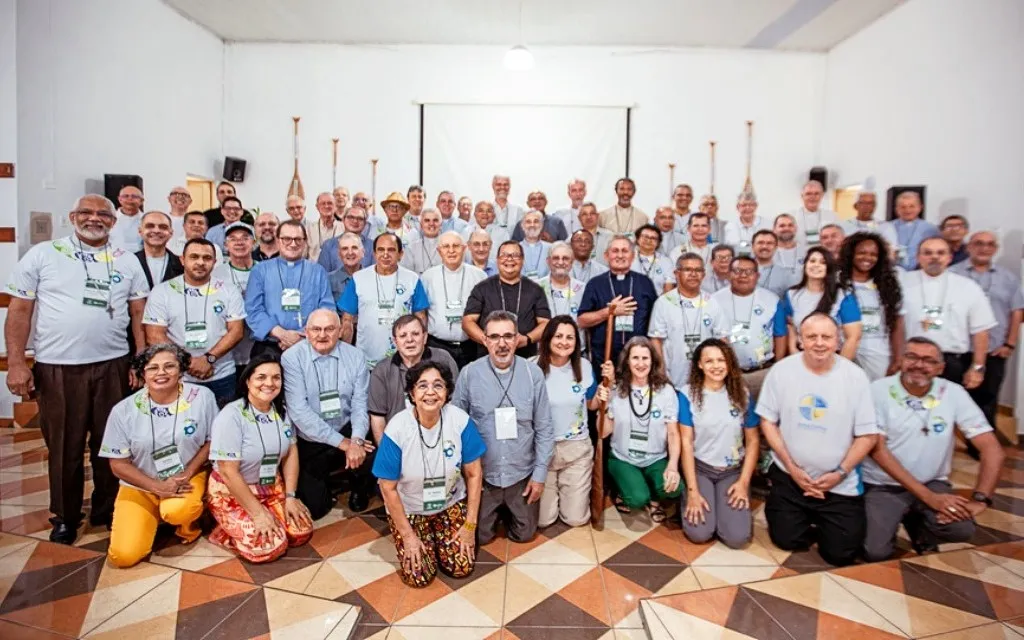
top-left (603, 336), bottom-right (682, 522)
top-left (839, 232), bottom-right (905, 380)
top-left (679, 339), bottom-right (760, 549)
top-left (778, 246), bottom-right (862, 360)
top-left (534, 316), bottom-right (608, 528)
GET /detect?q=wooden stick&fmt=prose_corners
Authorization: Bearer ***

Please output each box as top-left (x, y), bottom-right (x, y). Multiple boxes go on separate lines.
top-left (370, 158), bottom-right (379, 216)
top-left (331, 138), bottom-right (339, 191)
top-left (288, 116), bottom-right (305, 199)
top-left (709, 141), bottom-right (717, 196)
top-left (744, 121), bottom-right (754, 193)
top-left (668, 163), bottom-right (676, 201)
top-left (590, 312), bottom-right (617, 529)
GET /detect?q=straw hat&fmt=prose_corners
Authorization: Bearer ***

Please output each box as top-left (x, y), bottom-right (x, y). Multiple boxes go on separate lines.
top-left (380, 191), bottom-right (410, 211)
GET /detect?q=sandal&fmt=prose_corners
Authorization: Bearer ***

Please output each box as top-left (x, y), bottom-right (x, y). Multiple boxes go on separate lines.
top-left (614, 495), bottom-right (631, 514)
top-left (647, 502), bottom-right (667, 523)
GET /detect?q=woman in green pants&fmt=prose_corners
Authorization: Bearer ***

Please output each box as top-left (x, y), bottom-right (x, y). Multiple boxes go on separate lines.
top-left (602, 336), bottom-right (682, 522)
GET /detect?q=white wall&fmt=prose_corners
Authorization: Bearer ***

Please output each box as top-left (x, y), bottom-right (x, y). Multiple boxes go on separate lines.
top-left (223, 44), bottom-right (826, 218)
top-left (821, 0), bottom-right (1024, 420)
top-left (15, 0), bottom-right (225, 253)
top-left (1, 0), bottom-right (18, 419)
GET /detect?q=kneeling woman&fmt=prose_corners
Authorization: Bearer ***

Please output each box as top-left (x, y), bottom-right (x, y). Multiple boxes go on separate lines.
top-left (373, 361), bottom-right (486, 588)
top-left (100, 344), bottom-right (218, 568)
top-left (208, 354), bottom-right (314, 563)
top-left (604, 336), bottom-right (682, 522)
top-left (680, 339), bottom-right (760, 548)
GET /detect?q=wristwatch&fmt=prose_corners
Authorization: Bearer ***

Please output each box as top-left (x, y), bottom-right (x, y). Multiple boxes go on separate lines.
top-left (285, 491), bottom-right (297, 499)
top-left (970, 363), bottom-right (986, 373)
top-left (832, 466), bottom-right (849, 481)
top-left (971, 491), bottom-right (993, 507)
top-left (204, 352), bottom-right (217, 364)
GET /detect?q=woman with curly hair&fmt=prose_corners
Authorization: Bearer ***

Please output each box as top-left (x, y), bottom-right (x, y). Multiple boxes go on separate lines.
top-left (602, 336), bottom-right (681, 522)
top-left (776, 246), bottom-right (862, 360)
top-left (839, 232), bottom-right (905, 380)
top-left (679, 339), bottom-right (760, 548)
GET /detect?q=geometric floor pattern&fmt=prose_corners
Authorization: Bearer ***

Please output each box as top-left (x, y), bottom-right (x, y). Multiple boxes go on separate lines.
top-left (1, 426), bottom-right (1023, 639)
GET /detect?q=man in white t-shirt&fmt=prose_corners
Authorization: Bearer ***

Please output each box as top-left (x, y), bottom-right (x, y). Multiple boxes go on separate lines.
top-left (5, 194), bottom-right (150, 543)
top-left (791, 180), bottom-right (837, 246)
top-left (111, 185), bottom-right (144, 252)
top-left (401, 208), bottom-right (444, 275)
top-left (491, 175), bottom-right (525, 230)
top-left (861, 337), bottom-right (1004, 561)
top-left (170, 212), bottom-right (223, 262)
top-left (551, 178), bottom-right (587, 236)
top-left (421, 231), bottom-right (487, 368)
top-left (756, 313), bottom-right (879, 566)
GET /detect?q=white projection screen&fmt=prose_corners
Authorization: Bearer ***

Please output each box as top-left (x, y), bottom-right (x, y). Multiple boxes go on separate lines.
top-left (421, 104), bottom-right (629, 210)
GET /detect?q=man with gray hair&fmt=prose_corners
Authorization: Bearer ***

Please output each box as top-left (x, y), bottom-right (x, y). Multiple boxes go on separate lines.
top-left (881, 190), bottom-right (939, 270)
top-left (551, 179), bottom-right (588, 235)
top-left (401, 208), bottom-right (443, 274)
top-left (285, 194), bottom-right (307, 223)
top-left (465, 229), bottom-right (498, 276)
top-left (5, 194), bottom-right (150, 544)
top-left (841, 190), bottom-right (897, 248)
top-left (491, 175), bottom-right (525, 229)
top-left (453, 310), bottom-right (554, 544)
top-left (734, 188), bottom-right (770, 255)
top-left (792, 180), bottom-right (838, 247)
top-left (512, 191), bottom-right (568, 242)
top-left (326, 232), bottom-right (366, 300)
top-left (437, 190), bottom-right (468, 234)
top-left (305, 192), bottom-right (342, 261)
top-left (421, 231), bottom-right (488, 368)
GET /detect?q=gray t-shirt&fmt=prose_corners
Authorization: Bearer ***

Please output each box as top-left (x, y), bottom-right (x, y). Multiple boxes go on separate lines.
top-left (631, 254), bottom-right (676, 292)
top-left (757, 262), bottom-right (800, 299)
top-left (210, 399), bottom-right (296, 485)
top-left (861, 375), bottom-right (991, 486)
top-left (99, 384), bottom-right (217, 487)
top-left (648, 290), bottom-right (730, 389)
top-left (212, 263), bottom-right (254, 366)
top-left (679, 386), bottom-right (759, 469)
top-left (401, 236), bottom-right (442, 275)
top-left (756, 354), bottom-right (878, 496)
top-left (368, 347), bottom-right (459, 425)
top-left (608, 384), bottom-right (679, 468)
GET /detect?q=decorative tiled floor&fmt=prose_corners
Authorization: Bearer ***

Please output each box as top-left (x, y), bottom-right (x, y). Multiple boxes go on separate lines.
top-left (1, 427), bottom-right (1022, 639)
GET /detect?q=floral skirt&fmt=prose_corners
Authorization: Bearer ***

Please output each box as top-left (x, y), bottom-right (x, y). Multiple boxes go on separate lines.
top-left (206, 470), bottom-right (313, 563)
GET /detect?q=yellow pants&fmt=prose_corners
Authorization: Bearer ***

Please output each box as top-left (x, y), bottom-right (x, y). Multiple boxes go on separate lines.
top-left (107, 471), bottom-right (207, 568)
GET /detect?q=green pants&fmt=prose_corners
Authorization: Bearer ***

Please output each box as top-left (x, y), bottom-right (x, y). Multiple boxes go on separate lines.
top-left (607, 457), bottom-right (682, 510)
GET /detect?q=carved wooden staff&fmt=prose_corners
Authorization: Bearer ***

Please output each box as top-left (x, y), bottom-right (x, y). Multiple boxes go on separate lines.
top-left (370, 158), bottom-right (379, 216)
top-left (331, 138), bottom-right (339, 191)
top-left (288, 116), bottom-right (305, 199)
top-left (590, 312), bottom-right (616, 529)
top-left (709, 140), bottom-right (717, 196)
top-left (743, 120), bottom-right (755, 195)
top-left (668, 163), bottom-right (676, 201)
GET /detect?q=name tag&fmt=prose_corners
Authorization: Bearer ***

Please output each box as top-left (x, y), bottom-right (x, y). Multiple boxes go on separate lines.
top-left (628, 428), bottom-right (649, 459)
top-left (862, 308), bottom-right (881, 334)
top-left (614, 314), bottom-right (634, 333)
top-left (319, 390), bottom-right (342, 419)
top-left (445, 300), bottom-right (464, 324)
top-left (82, 278), bottom-right (111, 308)
top-left (184, 321), bottom-right (209, 348)
top-left (495, 406), bottom-right (518, 440)
top-left (259, 454), bottom-right (279, 485)
top-left (896, 245), bottom-right (909, 261)
top-left (729, 322), bottom-right (750, 345)
top-left (805, 230), bottom-right (820, 244)
top-left (377, 304), bottom-right (395, 326)
top-left (281, 288), bottom-right (301, 311)
top-left (684, 334), bottom-right (701, 350)
top-left (525, 271), bottom-right (538, 279)
top-left (737, 242), bottom-right (752, 256)
top-left (153, 445), bottom-right (185, 481)
top-left (423, 476), bottom-right (447, 512)
top-left (921, 305), bottom-right (943, 331)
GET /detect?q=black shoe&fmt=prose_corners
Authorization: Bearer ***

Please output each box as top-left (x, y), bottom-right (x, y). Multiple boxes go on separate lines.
top-left (89, 514), bottom-right (113, 530)
top-left (348, 490), bottom-right (370, 513)
top-left (49, 522), bottom-right (77, 545)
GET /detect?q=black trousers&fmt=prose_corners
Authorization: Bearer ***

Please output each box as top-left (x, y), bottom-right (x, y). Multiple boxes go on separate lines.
top-left (765, 465), bottom-right (865, 567)
top-left (295, 427), bottom-right (377, 521)
top-left (941, 351), bottom-right (970, 385)
top-left (969, 354), bottom-right (1007, 429)
top-left (428, 335), bottom-right (472, 371)
top-left (249, 340), bottom-right (283, 361)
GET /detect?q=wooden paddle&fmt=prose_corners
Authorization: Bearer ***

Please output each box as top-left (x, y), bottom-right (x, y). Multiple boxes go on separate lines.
top-left (590, 311), bottom-right (616, 529)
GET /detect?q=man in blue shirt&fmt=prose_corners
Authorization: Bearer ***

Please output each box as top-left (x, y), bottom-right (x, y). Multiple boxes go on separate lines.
top-left (244, 220), bottom-right (334, 359)
top-left (282, 309), bottom-right (376, 516)
top-left (318, 206), bottom-right (375, 273)
top-left (881, 191), bottom-right (939, 270)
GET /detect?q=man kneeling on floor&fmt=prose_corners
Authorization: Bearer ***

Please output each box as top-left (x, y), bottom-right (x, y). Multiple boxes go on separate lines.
top-left (861, 337), bottom-right (1004, 561)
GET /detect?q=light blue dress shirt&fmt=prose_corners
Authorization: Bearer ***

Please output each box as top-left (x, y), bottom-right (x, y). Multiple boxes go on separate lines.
top-left (244, 257), bottom-right (334, 340)
top-left (281, 340), bottom-right (370, 446)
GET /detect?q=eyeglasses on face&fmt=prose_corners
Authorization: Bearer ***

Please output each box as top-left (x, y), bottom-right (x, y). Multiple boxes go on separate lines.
top-left (485, 333), bottom-right (517, 343)
top-left (279, 236), bottom-right (305, 245)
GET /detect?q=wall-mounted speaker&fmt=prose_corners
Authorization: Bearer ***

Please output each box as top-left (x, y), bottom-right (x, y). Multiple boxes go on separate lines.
top-left (886, 185), bottom-right (927, 221)
top-left (223, 157), bottom-right (247, 182)
top-left (103, 174), bottom-right (143, 204)
top-left (808, 166), bottom-right (828, 190)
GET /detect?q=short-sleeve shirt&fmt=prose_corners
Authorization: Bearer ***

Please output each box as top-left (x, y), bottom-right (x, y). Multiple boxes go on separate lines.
top-left (900, 271), bottom-right (997, 354)
top-left (6, 236), bottom-right (150, 364)
top-left (949, 263), bottom-right (1024, 349)
top-left (679, 386), bottom-right (758, 469)
top-left (537, 276), bottom-right (586, 321)
top-left (371, 404), bottom-right (487, 516)
top-left (99, 383), bottom-right (217, 487)
top-left (368, 347), bottom-right (459, 424)
top-left (648, 290), bottom-right (730, 389)
top-left (607, 385), bottom-right (679, 468)
top-left (756, 354), bottom-right (878, 496)
top-left (337, 265), bottom-right (430, 368)
top-left (400, 237), bottom-right (442, 275)
top-left (862, 375), bottom-right (991, 486)
top-left (851, 279), bottom-right (904, 380)
top-left (143, 276), bottom-right (247, 381)
top-left (209, 400), bottom-right (296, 485)
top-left (213, 263), bottom-right (255, 366)
top-left (778, 288), bottom-right (861, 337)
top-left (711, 287), bottom-right (782, 371)
top-left (420, 264), bottom-right (488, 342)
top-left (757, 263), bottom-right (800, 299)
top-left (520, 240), bottom-right (552, 280)
top-left (571, 260), bottom-right (609, 286)
top-left (631, 254), bottom-right (676, 292)
top-left (464, 276), bottom-right (551, 357)
top-left (539, 359), bottom-right (596, 442)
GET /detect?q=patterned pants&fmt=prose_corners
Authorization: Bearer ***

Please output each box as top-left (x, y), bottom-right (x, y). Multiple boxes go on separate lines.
top-left (388, 500), bottom-right (475, 588)
top-left (206, 470), bottom-right (313, 564)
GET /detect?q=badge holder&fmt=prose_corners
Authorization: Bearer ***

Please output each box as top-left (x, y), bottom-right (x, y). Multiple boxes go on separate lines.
top-left (921, 305), bottom-right (943, 331)
top-left (445, 300), bottom-right (463, 325)
top-left (281, 288), bottom-right (302, 312)
top-left (729, 322), bottom-right (750, 345)
top-left (153, 445), bottom-right (185, 481)
top-left (494, 406), bottom-right (518, 440)
top-left (628, 429), bottom-right (649, 459)
top-left (259, 454), bottom-right (279, 486)
top-left (82, 278), bottom-right (111, 308)
top-left (377, 300), bottom-right (396, 326)
top-left (684, 333), bottom-right (701, 350)
top-left (184, 321), bottom-right (209, 349)
top-left (319, 391), bottom-right (342, 419)
top-left (423, 476), bottom-right (447, 511)
top-left (861, 308), bottom-right (881, 334)
top-left (614, 314), bottom-right (634, 333)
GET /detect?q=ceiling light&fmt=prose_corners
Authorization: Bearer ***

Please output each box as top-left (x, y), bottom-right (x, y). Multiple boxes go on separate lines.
top-left (504, 45), bottom-right (534, 71)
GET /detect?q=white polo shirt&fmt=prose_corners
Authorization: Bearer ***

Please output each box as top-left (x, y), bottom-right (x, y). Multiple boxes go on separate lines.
top-left (6, 236), bottom-right (150, 365)
top-left (420, 263), bottom-right (487, 341)
top-left (648, 289), bottom-right (730, 389)
top-left (756, 354), bottom-right (878, 496)
top-left (861, 375), bottom-right (991, 486)
top-left (901, 270), bottom-right (997, 354)
top-left (631, 253), bottom-right (676, 292)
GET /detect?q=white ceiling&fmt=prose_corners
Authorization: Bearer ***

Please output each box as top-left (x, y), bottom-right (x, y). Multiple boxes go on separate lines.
top-left (162, 0), bottom-right (904, 52)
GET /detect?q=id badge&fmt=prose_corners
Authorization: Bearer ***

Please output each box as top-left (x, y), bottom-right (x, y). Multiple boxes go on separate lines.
top-left (684, 333), bottom-right (701, 350)
top-left (614, 314), bottom-right (634, 333)
top-left (423, 476), bottom-right (447, 512)
top-left (184, 321), bottom-right (208, 348)
top-left (153, 445), bottom-right (185, 481)
top-left (737, 242), bottom-right (752, 256)
top-left (281, 288), bottom-right (301, 311)
top-left (525, 271), bottom-right (538, 279)
top-left (921, 305), bottom-right (943, 330)
top-left (628, 429), bottom-right (649, 459)
top-left (729, 322), bottom-right (750, 345)
top-left (445, 300), bottom-right (464, 324)
top-left (862, 308), bottom-right (881, 334)
top-left (896, 245), bottom-right (909, 262)
top-left (82, 278), bottom-right (111, 308)
top-left (319, 390), bottom-right (342, 419)
top-left (805, 230), bottom-right (820, 245)
top-left (494, 406), bottom-right (518, 440)
top-left (377, 304), bottom-right (395, 326)
top-left (259, 454), bottom-right (279, 486)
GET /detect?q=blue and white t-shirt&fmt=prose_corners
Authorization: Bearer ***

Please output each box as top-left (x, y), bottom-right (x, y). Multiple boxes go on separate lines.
top-left (648, 290), bottom-right (729, 389)
top-left (776, 288), bottom-right (861, 344)
top-left (679, 387), bottom-right (758, 469)
top-left (372, 404), bottom-right (487, 516)
top-left (608, 385), bottom-right (679, 468)
top-left (711, 287), bottom-right (784, 370)
top-left (210, 399), bottom-right (296, 485)
top-left (337, 265), bottom-right (430, 368)
top-left (539, 358), bottom-right (597, 442)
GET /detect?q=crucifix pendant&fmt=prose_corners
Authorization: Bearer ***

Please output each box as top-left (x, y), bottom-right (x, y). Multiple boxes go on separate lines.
top-left (921, 425), bottom-right (930, 436)
top-left (106, 306), bottom-right (114, 319)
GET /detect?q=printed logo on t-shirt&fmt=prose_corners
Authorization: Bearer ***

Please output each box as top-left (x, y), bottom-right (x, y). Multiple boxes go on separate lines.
top-left (651, 407), bottom-right (662, 419)
top-left (572, 384), bottom-right (582, 394)
top-left (110, 271), bottom-right (124, 284)
top-left (730, 407), bottom-right (741, 418)
top-left (930, 417), bottom-right (947, 434)
top-left (284, 428), bottom-right (293, 439)
top-left (443, 440), bottom-right (456, 458)
top-left (396, 284), bottom-right (407, 296)
top-left (799, 395), bottom-right (828, 421)
top-left (753, 305), bottom-right (763, 316)
top-left (183, 420), bottom-right (197, 436)
top-left (213, 301), bottom-right (225, 315)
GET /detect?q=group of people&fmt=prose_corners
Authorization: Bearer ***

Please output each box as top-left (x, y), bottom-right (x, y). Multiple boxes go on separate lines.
top-left (3, 174), bottom-right (1018, 587)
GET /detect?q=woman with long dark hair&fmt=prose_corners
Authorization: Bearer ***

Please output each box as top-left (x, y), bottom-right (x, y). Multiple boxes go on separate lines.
top-left (777, 246), bottom-right (862, 360)
top-left (839, 232), bottom-right (905, 380)
top-left (207, 354), bottom-right (313, 563)
top-left (602, 336), bottom-right (682, 522)
top-left (535, 315), bottom-right (608, 527)
top-left (679, 339), bottom-right (759, 549)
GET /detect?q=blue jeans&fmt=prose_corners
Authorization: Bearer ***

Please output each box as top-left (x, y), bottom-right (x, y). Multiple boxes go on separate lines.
top-left (199, 373), bottom-right (236, 408)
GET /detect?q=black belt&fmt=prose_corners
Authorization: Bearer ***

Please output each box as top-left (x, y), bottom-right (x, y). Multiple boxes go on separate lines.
top-left (429, 336), bottom-right (464, 348)
top-left (742, 361), bottom-right (772, 373)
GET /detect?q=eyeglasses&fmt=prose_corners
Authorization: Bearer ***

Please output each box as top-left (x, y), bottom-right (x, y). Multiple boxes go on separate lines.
top-left (731, 268), bottom-right (757, 276)
top-left (143, 364), bottom-right (181, 374)
top-left (306, 326), bottom-right (339, 335)
top-left (498, 253), bottom-right (523, 261)
top-left (904, 353), bottom-right (942, 366)
top-left (678, 267), bottom-right (705, 274)
top-left (279, 236), bottom-right (305, 245)
top-left (414, 380), bottom-right (448, 393)
top-left (485, 333), bottom-right (517, 343)
top-left (222, 206), bottom-right (243, 213)
top-left (345, 215), bottom-right (366, 223)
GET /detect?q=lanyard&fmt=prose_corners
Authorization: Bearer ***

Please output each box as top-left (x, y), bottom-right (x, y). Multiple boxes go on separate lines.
top-left (525, 242), bottom-right (544, 274)
top-left (685, 242), bottom-right (710, 263)
top-left (148, 386), bottom-right (182, 452)
top-left (573, 261), bottom-right (593, 282)
top-left (415, 408), bottom-right (446, 479)
top-left (896, 220), bottom-right (921, 247)
top-left (679, 293), bottom-right (705, 335)
top-left (737, 219), bottom-right (759, 245)
top-left (549, 281), bottom-right (575, 315)
top-left (499, 279), bottom-right (523, 318)
top-left (229, 263), bottom-right (251, 291)
top-left (375, 269), bottom-right (400, 306)
top-left (75, 237), bottom-right (114, 284)
top-left (920, 272), bottom-right (949, 309)
top-left (441, 265), bottom-right (467, 306)
top-left (276, 259), bottom-right (305, 293)
top-left (731, 292), bottom-right (756, 326)
top-left (310, 351), bottom-right (340, 395)
top-left (759, 264), bottom-right (775, 287)
top-left (637, 254), bottom-right (657, 277)
top-left (316, 220), bottom-right (339, 248)
top-left (253, 405), bottom-right (283, 458)
top-left (615, 206), bottom-right (636, 232)
top-left (628, 386), bottom-right (653, 431)
top-left (488, 358), bottom-right (517, 408)
top-left (421, 238), bottom-right (440, 269)
top-left (496, 202), bottom-right (511, 227)
top-left (801, 209), bottom-right (821, 237)
top-left (182, 278), bottom-right (212, 327)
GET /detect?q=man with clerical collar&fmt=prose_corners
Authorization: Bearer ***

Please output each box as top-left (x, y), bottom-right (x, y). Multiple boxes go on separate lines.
top-left (401, 208), bottom-right (443, 275)
top-left (492, 174), bottom-right (525, 229)
top-left (465, 229), bottom-right (498, 276)
top-left (569, 229), bottom-right (608, 285)
top-left (551, 179), bottom-right (587, 236)
top-left (792, 180), bottom-right (838, 247)
top-left (305, 192), bottom-right (342, 262)
top-left (882, 190), bottom-right (939, 270)
top-left (252, 212), bottom-right (280, 262)
top-left (599, 177), bottom-right (648, 234)
top-left (512, 191), bottom-right (568, 243)
top-left (420, 231), bottom-right (487, 369)
top-left (463, 240), bottom-right (550, 359)
top-left (861, 337), bottom-right (1003, 560)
